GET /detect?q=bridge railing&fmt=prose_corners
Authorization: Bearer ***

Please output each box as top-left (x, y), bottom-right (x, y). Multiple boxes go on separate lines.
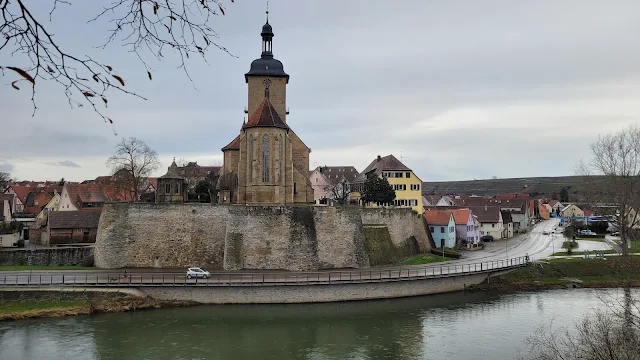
top-left (0, 256), bottom-right (530, 287)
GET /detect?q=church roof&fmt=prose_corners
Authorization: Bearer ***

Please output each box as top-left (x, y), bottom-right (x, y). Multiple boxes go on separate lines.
top-left (242, 97), bottom-right (289, 130)
top-left (159, 160), bottom-right (184, 179)
top-left (221, 134), bottom-right (241, 151)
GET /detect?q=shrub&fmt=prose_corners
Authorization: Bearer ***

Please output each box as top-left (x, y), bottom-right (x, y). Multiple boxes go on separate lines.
top-left (0, 221), bottom-right (22, 235)
top-left (16, 239), bottom-right (25, 248)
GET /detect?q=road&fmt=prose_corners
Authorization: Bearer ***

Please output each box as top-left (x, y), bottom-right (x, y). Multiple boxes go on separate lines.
top-left (0, 220), bottom-right (563, 287)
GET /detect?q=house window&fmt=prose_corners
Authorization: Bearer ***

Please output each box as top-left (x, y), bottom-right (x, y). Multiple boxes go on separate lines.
top-left (406, 172), bottom-right (411, 178)
top-left (411, 184), bottom-right (420, 191)
top-left (262, 135), bottom-right (270, 183)
top-left (492, 223), bottom-right (495, 228)
top-left (294, 182), bottom-right (297, 194)
top-left (440, 227), bottom-right (445, 233)
top-left (174, 183), bottom-right (180, 194)
top-left (165, 183), bottom-right (171, 194)
top-left (430, 227), bottom-right (434, 232)
top-left (393, 184), bottom-right (406, 191)
top-left (395, 172), bottom-right (403, 178)
top-left (249, 134), bottom-right (254, 181)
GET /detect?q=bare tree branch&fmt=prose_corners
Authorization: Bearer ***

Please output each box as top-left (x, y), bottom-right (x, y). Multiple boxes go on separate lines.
top-left (577, 125), bottom-right (640, 255)
top-left (106, 136), bottom-right (160, 201)
top-left (1, 0), bottom-right (234, 126)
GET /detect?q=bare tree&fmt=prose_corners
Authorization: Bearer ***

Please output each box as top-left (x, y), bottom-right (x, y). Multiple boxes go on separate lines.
top-left (521, 290), bottom-right (640, 360)
top-left (1, 0), bottom-right (234, 124)
top-left (0, 172), bottom-right (11, 191)
top-left (106, 137), bottom-right (159, 201)
top-left (326, 180), bottom-right (351, 205)
top-left (578, 125), bottom-right (640, 256)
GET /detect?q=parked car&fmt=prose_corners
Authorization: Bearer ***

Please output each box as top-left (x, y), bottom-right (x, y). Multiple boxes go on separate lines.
top-left (542, 231), bottom-right (550, 235)
top-left (186, 267), bottom-right (211, 279)
top-left (481, 235), bottom-right (494, 242)
top-left (611, 231), bottom-right (620, 236)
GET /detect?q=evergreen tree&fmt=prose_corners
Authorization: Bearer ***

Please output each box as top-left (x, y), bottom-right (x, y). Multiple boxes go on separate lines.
top-left (361, 175), bottom-right (396, 206)
top-left (559, 187), bottom-right (569, 202)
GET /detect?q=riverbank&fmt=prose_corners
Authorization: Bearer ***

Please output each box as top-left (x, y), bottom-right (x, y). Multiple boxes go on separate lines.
top-left (0, 289), bottom-right (193, 321)
top-left (471, 256), bottom-right (640, 292)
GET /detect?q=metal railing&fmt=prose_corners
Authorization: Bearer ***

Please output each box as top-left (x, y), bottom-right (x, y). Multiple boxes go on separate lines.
top-left (0, 256), bottom-right (530, 288)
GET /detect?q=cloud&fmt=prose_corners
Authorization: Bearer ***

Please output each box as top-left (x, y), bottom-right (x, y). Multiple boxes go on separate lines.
top-left (44, 160), bottom-right (81, 168)
top-left (0, 162), bottom-right (14, 173)
top-left (1, 0), bottom-right (640, 182)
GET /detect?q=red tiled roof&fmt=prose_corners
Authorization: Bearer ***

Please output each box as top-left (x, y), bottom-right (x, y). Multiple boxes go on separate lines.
top-left (243, 97), bottom-right (289, 130)
top-left (6, 186), bottom-right (30, 205)
top-left (222, 134), bottom-right (241, 151)
top-left (423, 210), bottom-right (453, 226)
top-left (449, 209), bottom-right (472, 225)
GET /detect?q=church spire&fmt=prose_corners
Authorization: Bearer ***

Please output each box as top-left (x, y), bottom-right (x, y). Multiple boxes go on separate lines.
top-left (261, 3), bottom-right (274, 55)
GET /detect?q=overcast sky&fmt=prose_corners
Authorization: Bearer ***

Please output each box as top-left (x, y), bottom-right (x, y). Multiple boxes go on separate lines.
top-left (1, 0), bottom-right (639, 182)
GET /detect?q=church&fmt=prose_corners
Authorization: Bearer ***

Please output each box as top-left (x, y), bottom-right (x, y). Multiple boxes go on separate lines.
top-left (219, 16), bottom-right (314, 204)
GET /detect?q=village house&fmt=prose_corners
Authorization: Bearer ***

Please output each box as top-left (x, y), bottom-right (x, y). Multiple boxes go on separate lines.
top-left (547, 200), bottom-right (564, 214)
top-left (351, 155), bottom-right (423, 213)
top-left (0, 194), bottom-right (12, 222)
top-left (501, 211), bottom-right (514, 238)
top-left (561, 204), bottom-right (584, 218)
top-left (309, 166), bottom-right (359, 205)
top-left (423, 210), bottom-right (457, 248)
top-left (37, 210), bottom-right (102, 246)
top-left (448, 209), bottom-right (479, 246)
top-left (469, 206), bottom-right (504, 239)
top-left (177, 162), bottom-right (221, 191)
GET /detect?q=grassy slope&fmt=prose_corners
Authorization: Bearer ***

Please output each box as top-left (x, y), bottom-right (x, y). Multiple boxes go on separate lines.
top-left (0, 292), bottom-right (192, 321)
top-left (403, 254), bottom-right (451, 265)
top-left (472, 257), bottom-right (640, 291)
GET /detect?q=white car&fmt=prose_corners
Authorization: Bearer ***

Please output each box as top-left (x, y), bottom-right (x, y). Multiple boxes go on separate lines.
top-left (186, 267), bottom-right (210, 279)
top-left (542, 231), bottom-right (550, 235)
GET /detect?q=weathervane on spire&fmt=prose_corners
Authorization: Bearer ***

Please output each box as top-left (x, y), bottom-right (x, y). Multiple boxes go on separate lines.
top-left (266, 0), bottom-right (269, 21)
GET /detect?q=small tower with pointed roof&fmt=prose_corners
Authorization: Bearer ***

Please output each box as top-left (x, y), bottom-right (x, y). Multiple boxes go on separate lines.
top-left (219, 12), bottom-right (314, 204)
top-left (156, 158), bottom-right (188, 203)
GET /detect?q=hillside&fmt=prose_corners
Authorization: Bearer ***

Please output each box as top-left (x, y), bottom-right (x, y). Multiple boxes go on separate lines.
top-left (421, 176), bottom-right (598, 198)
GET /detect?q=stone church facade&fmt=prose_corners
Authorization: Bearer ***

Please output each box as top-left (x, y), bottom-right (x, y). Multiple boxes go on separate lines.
top-left (220, 18), bottom-right (313, 204)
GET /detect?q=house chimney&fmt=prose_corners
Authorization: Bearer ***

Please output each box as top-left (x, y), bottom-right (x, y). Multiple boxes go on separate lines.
top-left (377, 155), bottom-right (381, 161)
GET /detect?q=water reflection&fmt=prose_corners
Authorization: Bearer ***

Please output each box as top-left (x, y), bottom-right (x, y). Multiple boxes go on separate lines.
top-left (1, 289), bottom-right (636, 360)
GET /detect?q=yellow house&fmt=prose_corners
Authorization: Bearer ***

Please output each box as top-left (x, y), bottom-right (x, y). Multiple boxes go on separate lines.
top-left (351, 155), bottom-right (423, 213)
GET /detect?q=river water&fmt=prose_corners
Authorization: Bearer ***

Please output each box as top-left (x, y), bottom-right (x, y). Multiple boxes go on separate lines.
top-left (0, 288), bottom-right (632, 360)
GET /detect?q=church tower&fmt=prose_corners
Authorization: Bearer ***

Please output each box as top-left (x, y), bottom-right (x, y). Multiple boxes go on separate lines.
top-left (244, 14), bottom-right (289, 122)
top-left (220, 13), bottom-right (314, 205)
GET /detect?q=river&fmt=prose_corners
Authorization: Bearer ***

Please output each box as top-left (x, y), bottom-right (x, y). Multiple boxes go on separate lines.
top-left (0, 288), bottom-right (633, 360)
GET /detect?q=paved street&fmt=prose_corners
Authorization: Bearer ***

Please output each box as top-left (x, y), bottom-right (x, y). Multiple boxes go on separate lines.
top-left (0, 220), bottom-right (565, 287)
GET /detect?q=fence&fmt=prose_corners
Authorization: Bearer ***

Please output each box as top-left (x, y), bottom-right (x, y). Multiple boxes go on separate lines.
top-left (0, 256), bottom-right (530, 287)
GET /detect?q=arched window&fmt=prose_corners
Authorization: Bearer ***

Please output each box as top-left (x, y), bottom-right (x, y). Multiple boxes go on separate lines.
top-left (249, 134), bottom-right (254, 181)
top-left (278, 135), bottom-right (283, 183)
top-left (262, 135), bottom-right (270, 183)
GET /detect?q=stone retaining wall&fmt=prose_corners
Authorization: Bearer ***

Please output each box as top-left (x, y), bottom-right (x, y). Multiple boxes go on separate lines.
top-left (0, 247), bottom-right (93, 266)
top-left (141, 271), bottom-right (495, 304)
top-left (95, 203), bottom-right (430, 271)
